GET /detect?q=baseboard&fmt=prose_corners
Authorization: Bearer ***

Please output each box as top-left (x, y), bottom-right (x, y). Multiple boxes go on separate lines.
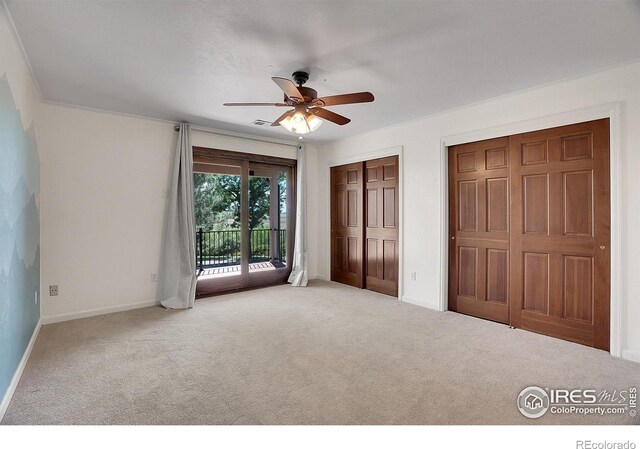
top-left (621, 349), bottom-right (640, 364)
top-left (42, 299), bottom-right (160, 324)
top-left (0, 318), bottom-right (42, 423)
top-left (401, 295), bottom-right (441, 311)
top-left (314, 274), bottom-right (329, 281)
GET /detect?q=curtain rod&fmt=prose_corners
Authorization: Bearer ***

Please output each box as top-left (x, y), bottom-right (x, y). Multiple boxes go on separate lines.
top-left (174, 124), bottom-right (300, 148)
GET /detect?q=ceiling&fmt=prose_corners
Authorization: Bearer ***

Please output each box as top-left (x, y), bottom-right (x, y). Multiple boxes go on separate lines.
top-left (5, 0), bottom-right (640, 143)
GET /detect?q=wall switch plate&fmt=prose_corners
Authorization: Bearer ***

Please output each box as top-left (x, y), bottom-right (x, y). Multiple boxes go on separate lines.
top-left (411, 272), bottom-right (417, 281)
top-left (150, 273), bottom-right (158, 282)
top-left (49, 285), bottom-right (59, 296)
top-left (35, 291), bottom-right (38, 304)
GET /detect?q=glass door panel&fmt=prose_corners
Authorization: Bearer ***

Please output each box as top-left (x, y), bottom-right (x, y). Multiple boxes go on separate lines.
top-left (193, 161), bottom-right (244, 296)
top-left (246, 164), bottom-right (292, 287)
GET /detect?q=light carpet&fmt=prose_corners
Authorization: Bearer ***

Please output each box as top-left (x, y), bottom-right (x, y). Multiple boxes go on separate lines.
top-left (2, 280), bottom-right (639, 425)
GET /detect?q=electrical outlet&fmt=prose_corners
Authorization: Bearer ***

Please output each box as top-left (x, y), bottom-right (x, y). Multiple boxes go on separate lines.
top-left (34, 291), bottom-right (38, 304)
top-left (150, 273), bottom-right (158, 282)
top-left (162, 190), bottom-right (169, 198)
top-left (49, 285), bottom-right (59, 296)
top-left (411, 272), bottom-right (417, 281)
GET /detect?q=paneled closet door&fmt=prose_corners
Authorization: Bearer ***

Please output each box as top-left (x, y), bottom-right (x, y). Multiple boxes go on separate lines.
top-left (509, 119), bottom-right (610, 350)
top-left (364, 156), bottom-right (399, 296)
top-left (330, 162), bottom-right (364, 288)
top-left (448, 137), bottom-right (511, 324)
top-left (448, 119), bottom-right (610, 350)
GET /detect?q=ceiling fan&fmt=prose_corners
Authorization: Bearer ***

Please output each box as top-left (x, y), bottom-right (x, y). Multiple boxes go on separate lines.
top-left (223, 71), bottom-right (374, 134)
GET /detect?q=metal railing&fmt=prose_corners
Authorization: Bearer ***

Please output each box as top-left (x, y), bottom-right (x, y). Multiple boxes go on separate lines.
top-left (195, 228), bottom-right (286, 270)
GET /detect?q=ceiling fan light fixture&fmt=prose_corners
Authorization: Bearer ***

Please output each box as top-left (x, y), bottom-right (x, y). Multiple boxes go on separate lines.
top-left (292, 111), bottom-right (305, 124)
top-left (279, 110), bottom-right (323, 135)
top-left (306, 113), bottom-right (323, 132)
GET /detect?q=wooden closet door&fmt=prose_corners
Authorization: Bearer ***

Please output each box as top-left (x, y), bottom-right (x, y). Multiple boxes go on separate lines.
top-left (449, 137), bottom-right (510, 324)
top-left (331, 162), bottom-right (364, 288)
top-left (364, 156), bottom-right (399, 296)
top-left (509, 119), bottom-right (610, 350)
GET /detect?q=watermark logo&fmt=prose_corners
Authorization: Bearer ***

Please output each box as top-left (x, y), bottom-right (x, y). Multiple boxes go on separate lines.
top-left (517, 386), bottom-right (550, 418)
top-left (576, 441), bottom-right (636, 449)
top-left (517, 386), bottom-right (637, 419)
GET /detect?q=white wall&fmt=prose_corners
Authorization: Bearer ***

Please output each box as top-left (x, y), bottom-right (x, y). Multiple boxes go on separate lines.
top-left (38, 104), bottom-right (175, 321)
top-left (38, 104), bottom-right (318, 322)
top-left (317, 61), bottom-right (640, 363)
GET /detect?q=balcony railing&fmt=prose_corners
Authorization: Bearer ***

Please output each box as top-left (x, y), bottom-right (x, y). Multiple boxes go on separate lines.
top-left (195, 228), bottom-right (286, 270)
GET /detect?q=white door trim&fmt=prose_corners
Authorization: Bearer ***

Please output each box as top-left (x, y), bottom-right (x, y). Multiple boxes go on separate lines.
top-left (439, 102), bottom-right (622, 358)
top-left (327, 146), bottom-right (404, 300)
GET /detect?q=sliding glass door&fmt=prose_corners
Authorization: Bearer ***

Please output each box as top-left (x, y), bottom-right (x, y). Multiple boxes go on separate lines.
top-left (245, 163), bottom-right (292, 288)
top-left (192, 148), bottom-right (295, 297)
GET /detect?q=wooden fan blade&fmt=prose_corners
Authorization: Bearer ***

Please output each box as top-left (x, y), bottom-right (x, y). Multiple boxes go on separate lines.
top-left (272, 77), bottom-right (304, 103)
top-left (315, 92), bottom-right (374, 107)
top-left (223, 102), bottom-right (289, 107)
top-left (310, 108), bottom-right (351, 125)
top-left (270, 110), bottom-right (294, 127)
